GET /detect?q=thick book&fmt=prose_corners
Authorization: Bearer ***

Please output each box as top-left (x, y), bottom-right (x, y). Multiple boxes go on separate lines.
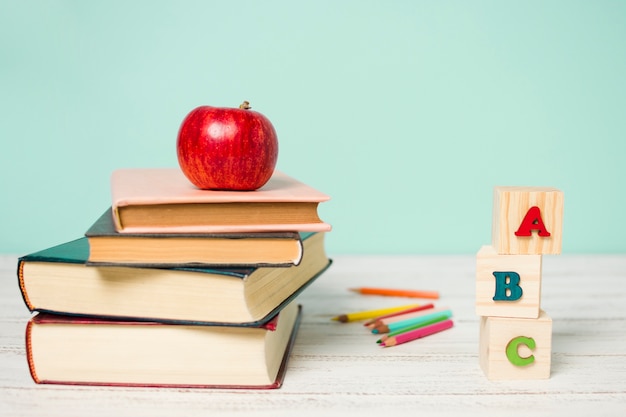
top-left (18, 232), bottom-right (330, 325)
top-left (110, 168), bottom-right (332, 233)
top-left (85, 208), bottom-right (305, 267)
top-left (26, 302), bottom-right (301, 388)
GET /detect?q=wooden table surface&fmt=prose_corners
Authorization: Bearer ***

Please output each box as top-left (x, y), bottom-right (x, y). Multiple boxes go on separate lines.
top-left (1, 253), bottom-right (625, 416)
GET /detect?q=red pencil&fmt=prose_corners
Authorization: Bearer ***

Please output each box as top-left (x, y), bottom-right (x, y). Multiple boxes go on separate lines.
top-left (380, 319), bottom-right (454, 347)
top-left (349, 287), bottom-right (440, 299)
top-left (363, 303), bottom-right (435, 328)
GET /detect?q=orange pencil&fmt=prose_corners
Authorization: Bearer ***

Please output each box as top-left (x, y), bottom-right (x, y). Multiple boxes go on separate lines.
top-left (349, 287), bottom-right (440, 299)
top-left (363, 303), bottom-right (435, 328)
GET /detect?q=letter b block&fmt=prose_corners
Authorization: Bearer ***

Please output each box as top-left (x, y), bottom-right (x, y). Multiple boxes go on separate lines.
top-left (492, 186), bottom-right (564, 255)
top-left (479, 311), bottom-right (552, 380)
top-left (476, 245), bottom-right (542, 319)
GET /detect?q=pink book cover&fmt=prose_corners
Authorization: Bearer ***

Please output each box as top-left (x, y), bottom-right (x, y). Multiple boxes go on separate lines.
top-left (110, 168), bottom-right (332, 233)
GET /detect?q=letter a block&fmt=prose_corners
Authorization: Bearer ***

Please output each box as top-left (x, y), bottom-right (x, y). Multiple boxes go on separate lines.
top-left (479, 311), bottom-right (552, 380)
top-left (492, 186), bottom-right (564, 255)
top-left (476, 245), bottom-right (542, 319)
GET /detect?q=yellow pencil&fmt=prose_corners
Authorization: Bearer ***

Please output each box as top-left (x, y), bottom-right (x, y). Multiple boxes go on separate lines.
top-left (331, 304), bottom-right (421, 323)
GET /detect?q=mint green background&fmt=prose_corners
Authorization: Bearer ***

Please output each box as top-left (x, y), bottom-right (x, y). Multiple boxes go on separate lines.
top-left (2, 1), bottom-right (625, 255)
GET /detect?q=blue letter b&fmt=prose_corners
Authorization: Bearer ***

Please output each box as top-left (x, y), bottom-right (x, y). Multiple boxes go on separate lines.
top-left (492, 271), bottom-right (523, 301)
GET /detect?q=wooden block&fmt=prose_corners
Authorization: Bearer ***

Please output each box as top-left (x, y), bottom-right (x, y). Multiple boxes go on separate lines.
top-left (492, 186), bottom-right (564, 255)
top-left (475, 245), bottom-right (542, 319)
top-left (479, 311), bottom-right (552, 380)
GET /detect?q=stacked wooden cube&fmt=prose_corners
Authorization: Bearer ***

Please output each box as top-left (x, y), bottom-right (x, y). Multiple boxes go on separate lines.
top-left (476, 186), bottom-right (564, 380)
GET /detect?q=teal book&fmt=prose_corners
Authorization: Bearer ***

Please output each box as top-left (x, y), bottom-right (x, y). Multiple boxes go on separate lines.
top-left (18, 233), bottom-right (330, 326)
top-left (85, 208), bottom-right (306, 268)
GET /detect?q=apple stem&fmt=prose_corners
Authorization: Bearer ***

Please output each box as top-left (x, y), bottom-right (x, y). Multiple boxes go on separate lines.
top-left (239, 101), bottom-right (251, 110)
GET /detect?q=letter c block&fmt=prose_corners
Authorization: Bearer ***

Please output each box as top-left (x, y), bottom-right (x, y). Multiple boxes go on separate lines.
top-left (479, 311), bottom-right (552, 380)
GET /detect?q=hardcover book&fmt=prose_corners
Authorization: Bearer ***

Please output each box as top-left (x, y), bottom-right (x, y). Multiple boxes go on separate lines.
top-left (85, 208), bottom-right (306, 267)
top-left (26, 302), bottom-right (301, 388)
top-left (110, 168), bottom-right (332, 234)
top-left (18, 232), bottom-right (330, 325)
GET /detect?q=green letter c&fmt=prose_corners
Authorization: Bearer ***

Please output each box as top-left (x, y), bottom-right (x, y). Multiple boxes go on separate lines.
top-left (506, 336), bottom-right (536, 366)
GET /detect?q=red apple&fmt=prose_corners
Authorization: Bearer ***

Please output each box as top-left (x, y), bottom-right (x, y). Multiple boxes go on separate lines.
top-left (176, 101), bottom-right (279, 190)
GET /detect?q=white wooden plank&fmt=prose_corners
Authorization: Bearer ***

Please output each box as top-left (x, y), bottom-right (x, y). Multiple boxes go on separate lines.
top-left (1, 254), bottom-right (625, 416)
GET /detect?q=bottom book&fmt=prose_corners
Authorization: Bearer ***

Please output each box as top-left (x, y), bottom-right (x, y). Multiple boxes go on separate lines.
top-left (26, 301), bottom-right (301, 389)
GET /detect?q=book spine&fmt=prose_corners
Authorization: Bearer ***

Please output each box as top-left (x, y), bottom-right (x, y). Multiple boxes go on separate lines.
top-left (111, 206), bottom-right (124, 232)
top-left (24, 319), bottom-right (41, 384)
top-left (16, 260), bottom-right (35, 311)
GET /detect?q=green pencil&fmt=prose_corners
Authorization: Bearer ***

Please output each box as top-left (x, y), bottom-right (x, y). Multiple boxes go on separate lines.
top-left (376, 313), bottom-right (450, 344)
top-left (372, 309), bottom-right (453, 334)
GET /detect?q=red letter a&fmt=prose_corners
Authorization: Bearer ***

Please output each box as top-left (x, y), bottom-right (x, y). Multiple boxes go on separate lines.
top-left (514, 206), bottom-right (551, 237)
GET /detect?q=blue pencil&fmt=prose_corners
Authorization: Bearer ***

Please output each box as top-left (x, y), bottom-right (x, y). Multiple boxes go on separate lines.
top-left (371, 309), bottom-right (453, 334)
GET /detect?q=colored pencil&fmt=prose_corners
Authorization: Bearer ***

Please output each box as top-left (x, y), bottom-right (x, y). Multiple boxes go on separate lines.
top-left (363, 303), bottom-right (435, 327)
top-left (330, 304), bottom-right (421, 323)
top-left (366, 304), bottom-right (432, 329)
top-left (369, 306), bottom-right (446, 330)
top-left (349, 287), bottom-right (440, 299)
top-left (380, 319), bottom-right (454, 347)
top-left (372, 309), bottom-right (453, 334)
top-left (377, 314), bottom-right (450, 344)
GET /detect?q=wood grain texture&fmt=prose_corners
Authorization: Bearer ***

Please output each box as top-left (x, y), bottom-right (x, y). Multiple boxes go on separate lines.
top-left (1, 254), bottom-right (625, 417)
top-left (475, 245), bottom-right (543, 318)
top-left (492, 186), bottom-right (564, 255)
top-left (480, 311), bottom-right (552, 380)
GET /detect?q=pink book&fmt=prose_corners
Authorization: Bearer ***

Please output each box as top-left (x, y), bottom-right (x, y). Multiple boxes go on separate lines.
top-left (110, 168), bottom-right (331, 233)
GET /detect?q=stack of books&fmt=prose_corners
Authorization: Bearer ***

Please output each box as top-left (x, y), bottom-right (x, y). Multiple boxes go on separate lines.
top-left (17, 168), bottom-right (332, 389)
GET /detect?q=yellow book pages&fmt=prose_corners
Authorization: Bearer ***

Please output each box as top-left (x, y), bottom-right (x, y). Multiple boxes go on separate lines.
top-left (18, 233), bottom-right (330, 324)
top-left (26, 302), bottom-right (301, 388)
top-left (86, 209), bottom-right (305, 267)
